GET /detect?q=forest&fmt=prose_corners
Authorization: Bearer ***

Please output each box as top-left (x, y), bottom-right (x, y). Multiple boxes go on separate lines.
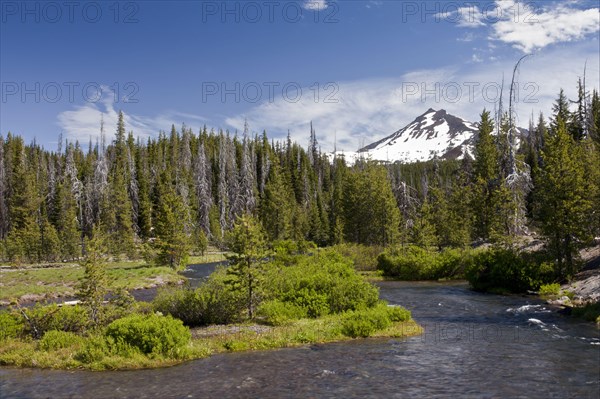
top-left (1, 83), bottom-right (599, 289)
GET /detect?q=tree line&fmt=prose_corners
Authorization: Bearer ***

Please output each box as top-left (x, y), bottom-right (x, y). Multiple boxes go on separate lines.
top-left (1, 83), bottom-right (599, 278)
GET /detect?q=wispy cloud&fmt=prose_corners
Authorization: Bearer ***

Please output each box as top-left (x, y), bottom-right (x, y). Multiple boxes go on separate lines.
top-left (436, 6), bottom-right (486, 28)
top-left (56, 85), bottom-right (206, 143)
top-left (302, 0), bottom-right (328, 11)
top-left (446, 0), bottom-right (600, 54)
top-left (224, 44), bottom-right (599, 152)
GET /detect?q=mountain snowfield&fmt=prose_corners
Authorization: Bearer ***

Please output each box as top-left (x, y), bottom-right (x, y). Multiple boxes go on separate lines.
top-left (330, 108), bottom-right (481, 163)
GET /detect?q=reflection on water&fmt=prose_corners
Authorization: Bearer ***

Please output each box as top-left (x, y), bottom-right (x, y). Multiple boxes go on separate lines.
top-left (1, 280), bottom-right (598, 398)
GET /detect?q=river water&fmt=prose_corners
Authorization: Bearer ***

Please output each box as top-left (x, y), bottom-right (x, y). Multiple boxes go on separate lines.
top-left (1, 277), bottom-right (598, 398)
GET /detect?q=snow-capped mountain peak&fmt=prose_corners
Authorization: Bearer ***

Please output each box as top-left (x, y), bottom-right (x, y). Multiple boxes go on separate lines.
top-left (356, 108), bottom-right (478, 163)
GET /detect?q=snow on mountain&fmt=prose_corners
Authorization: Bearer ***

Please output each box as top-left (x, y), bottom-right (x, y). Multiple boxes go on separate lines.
top-left (330, 108), bottom-right (480, 163)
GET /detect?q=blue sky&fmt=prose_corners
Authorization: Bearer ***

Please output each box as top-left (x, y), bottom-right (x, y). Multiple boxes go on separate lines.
top-left (1, 0), bottom-right (599, 151)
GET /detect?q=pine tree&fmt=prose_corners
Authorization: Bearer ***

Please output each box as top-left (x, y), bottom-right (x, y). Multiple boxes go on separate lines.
top-left (153, 177), bottom-right (192, 270)
top-left (534, 117), bottom-right (592, 279)
top-left (471, 110), bottom-right (503, 241)
top-left (78, 226), bottom-right (109, 326)
top-left (107, 112), bottom-right (136, 257)
top-left (225, 214), bottom-right (268, 319)
top-left (259, 164), bottom-right (293, 241)
top-left (0, 137), bottom-right (8, 239)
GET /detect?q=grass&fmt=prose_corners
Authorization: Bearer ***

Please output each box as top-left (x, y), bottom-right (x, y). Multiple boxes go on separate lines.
top-left (0, 316), bottom-right (422, 371)
top-left (0, 261), bottom-right (184, 305)
top-left (0, 250), bottom-right (232, 305)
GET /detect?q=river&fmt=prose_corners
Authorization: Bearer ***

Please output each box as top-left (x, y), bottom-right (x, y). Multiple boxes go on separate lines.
top-left (1, 275), bottom-right (598, 398)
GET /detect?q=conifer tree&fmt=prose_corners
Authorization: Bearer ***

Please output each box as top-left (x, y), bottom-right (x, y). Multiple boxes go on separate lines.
top-left (225, 214), bottom-right (268, 319)
top-left (471, 110), bottom-right (503, 241)
top-left (535, 117), bottom-right (591, 279)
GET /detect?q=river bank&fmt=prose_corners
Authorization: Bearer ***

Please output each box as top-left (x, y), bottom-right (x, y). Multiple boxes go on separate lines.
top-left (2, 280), bottom-right (598, 398)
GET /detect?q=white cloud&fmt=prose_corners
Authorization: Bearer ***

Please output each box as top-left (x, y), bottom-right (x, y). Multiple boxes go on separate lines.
top-left (56, 85), bottom-right (206, 143)
top-left (445, 0), bottom-right (600, 53)
top-left (489, 1), bottom-right (600, 53)
top-left (436, 6), bottom-right (486, 28)
top-left (224, 44), bottom-right (599, 152)
top-left (302, 0), bottom-right (328, 11)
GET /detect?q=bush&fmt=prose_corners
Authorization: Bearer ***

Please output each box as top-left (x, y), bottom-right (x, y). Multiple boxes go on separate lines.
top-left (283, 287), bottom-right (329, 318)
top-left (258, 300), bottom-right (307, 326)
top-left (539, 283), bottom-right (561, 296)
top-left (386, 305), bottom-right (411, 322)
top-left (341, 304), bottom-right (392, 338)
top-left (153, 267), bottom-right (245, 327)
top-left (0, 311), bottom-right (24, 340)
top-left (377, 246), bottom-right (474, 280)
top-left (22, 304), bottom-right (90, 338)
top-left (331, 243), bottom-right (383, 271)
top-left (39, 331), bottom-right (83, 351)
top-left (104, 313), bottom-right (191, 357)
top-left (75, 335), bottom-right (111, 363)
top-left (465, 248), bottom-right (555, 293)
top-left (264, 250), bottom-right (380, 317)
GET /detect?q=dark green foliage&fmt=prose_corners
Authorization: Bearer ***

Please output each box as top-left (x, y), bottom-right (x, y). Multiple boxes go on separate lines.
top-left (152, 269), bottom-right (244, 327)
top-left (104, 313), bottom-right (191, 357)
top-left (465, 248), bottom-right (555, 293)
top-left (342, 162), bottom-right (401, 246)
top-left (377, 246), bottom-right (474, 280)
top-left (534, 117), bottom-right (592, 279)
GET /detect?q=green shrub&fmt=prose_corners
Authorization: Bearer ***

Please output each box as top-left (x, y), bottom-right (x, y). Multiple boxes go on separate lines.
top-left (386, 305), bottom-right (411, 322)
top-left (264, 250), bottom-right (380, 317)
top-left (539, 283), bottom-right (561, 296)
top-left (258, 300), bottom-right (307, 326)
top-left (331, 243), bottom-right (383, 271)
top-left (39, 331), bottom-right (83, 351)
top-left (342, 304), bottom-right (392, 338)
top-left (22, 304), bottom-right (90, 338)
top-left (377, 246), bottom-right (475, 280)
top-left (75, 335), bottom-right (111, 363)
top-left (104, 313), bottom-right (191, 357)
top-left (283, 287), bottom-right (329, 318)
top-left (153, 267), bottom-right (245, 327)
top-left (0, 311), bottom-right (24, 340)
top-left (465, 248), bottom-right (555, 293)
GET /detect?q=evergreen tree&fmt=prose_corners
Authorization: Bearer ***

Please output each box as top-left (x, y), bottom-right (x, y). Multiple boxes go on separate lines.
top-left (153, 179), bottom-right (192, 270)
top-left (534, 118), bottom-right (592, 279)
top-left (471, 110), bottom-right (503, 241)
top-left (260, 164), bottom-right (293, 241)
top-left (225, 214), bottom-right (268, 319)
top-left (78, 226), bottom-right (109, 326)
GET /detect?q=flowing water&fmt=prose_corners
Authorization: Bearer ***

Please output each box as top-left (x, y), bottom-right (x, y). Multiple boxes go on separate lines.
top-left (1, 280), bottom-right (598, 398)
